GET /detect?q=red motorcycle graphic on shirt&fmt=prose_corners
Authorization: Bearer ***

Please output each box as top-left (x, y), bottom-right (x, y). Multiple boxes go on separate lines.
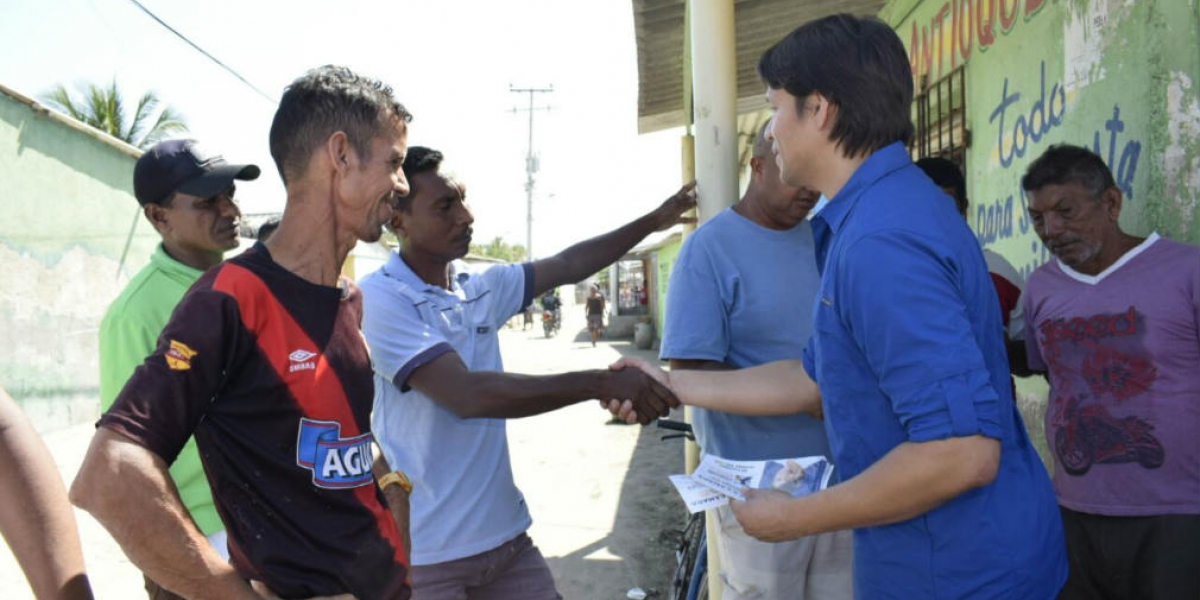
top-left (1041, 307), bottom-right (1164, 476)
top-left (1054, 394), bottom-right (1164, 475)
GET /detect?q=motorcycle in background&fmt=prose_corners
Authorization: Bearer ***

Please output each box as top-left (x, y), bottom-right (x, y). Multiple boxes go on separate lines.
top-left (542, 309), bottom-right (560, 337)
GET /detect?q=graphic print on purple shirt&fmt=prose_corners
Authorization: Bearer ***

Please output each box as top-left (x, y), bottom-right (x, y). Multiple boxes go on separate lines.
top-left (1025, 234), bottom-right (1200, 516)
top-left (1037, 306), bottom-right (1163, 476)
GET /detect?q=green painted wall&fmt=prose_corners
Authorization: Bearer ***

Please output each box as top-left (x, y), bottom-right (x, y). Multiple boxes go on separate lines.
top-left (653, 237), bottom-right (684, 338)
top-left (884, 0), bottom-right (1200, 265)
top-left (882, 0), bottom-right (1200, 467)
top-left (0, 88), bottom-right (158, 431)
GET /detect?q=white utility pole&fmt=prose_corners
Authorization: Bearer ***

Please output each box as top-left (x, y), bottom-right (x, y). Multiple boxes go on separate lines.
top-left (510, 85), bottom-right (553, 260)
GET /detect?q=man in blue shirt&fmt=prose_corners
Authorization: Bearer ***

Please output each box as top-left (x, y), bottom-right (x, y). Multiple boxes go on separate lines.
top-left (659, 124), bottom-right (851, 599)
top-left (612, 14), bottom-right (1066, 600)
top-left (360, 146), bottom-right (696, 600)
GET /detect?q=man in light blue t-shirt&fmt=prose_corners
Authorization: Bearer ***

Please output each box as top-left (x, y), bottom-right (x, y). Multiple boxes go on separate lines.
top-left (360, 146), bottom-right (696, 600)
top-left (660, 125), bottom-right (852, 600)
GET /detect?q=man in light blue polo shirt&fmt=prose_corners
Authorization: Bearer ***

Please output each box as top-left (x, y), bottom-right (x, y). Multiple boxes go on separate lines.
top-left (659, 124), bottom-right (850, 599)
top-left (360, 146), bottom-right (695, 599)
top-left (611, 14), bottom-right (1066, 600)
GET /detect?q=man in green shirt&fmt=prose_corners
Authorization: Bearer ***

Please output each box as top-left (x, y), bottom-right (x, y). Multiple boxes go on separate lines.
top-left (98, 138), bottom-right (258, 600)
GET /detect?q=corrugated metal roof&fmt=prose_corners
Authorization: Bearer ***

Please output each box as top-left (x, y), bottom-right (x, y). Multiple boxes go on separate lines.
top-left (632, 0), bottom-right (887, 134)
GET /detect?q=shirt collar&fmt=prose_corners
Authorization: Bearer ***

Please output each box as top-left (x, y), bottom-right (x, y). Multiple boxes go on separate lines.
top-left (813, 141), bottom-right (912, 235)
top-left (382, 251), bottom-right (459, 294)
top-left (150, 243), bottom-right (205, 279)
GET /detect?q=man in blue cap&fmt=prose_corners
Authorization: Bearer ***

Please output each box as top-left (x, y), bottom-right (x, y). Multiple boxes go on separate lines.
top-left (97, 138), bottom-right (258, 600)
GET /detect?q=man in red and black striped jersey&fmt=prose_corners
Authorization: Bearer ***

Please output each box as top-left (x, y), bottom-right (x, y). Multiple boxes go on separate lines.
top-left (71, 66), bottom-right (414, 600)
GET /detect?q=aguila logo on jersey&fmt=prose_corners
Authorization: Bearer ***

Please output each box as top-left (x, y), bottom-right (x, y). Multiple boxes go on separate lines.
top-left (165, 340), bottom-right (197, 371)
top-left (288, 349), bottom-right (318, 373)
top-left (296, 418), bottom-right (374, 489)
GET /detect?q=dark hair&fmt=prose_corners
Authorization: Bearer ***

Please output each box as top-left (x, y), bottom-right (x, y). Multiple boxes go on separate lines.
top-left (757, 14), bottom-right (914, 158)
top-left (915, 157), bottom-right (967, 215)
top-left (1021, 144), bottom-right (1116, 199)
top-left (401, 146), bottom-right (444, 182)
top-left (269, 65), bottom-right (412, 185)
top-left (395, 146), bottom-right (444, 212)
top-left (257, 216), bottom-right (281, 241)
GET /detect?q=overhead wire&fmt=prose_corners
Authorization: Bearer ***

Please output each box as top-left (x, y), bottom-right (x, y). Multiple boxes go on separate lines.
top-left (124, 0), bottom-right (276, 104)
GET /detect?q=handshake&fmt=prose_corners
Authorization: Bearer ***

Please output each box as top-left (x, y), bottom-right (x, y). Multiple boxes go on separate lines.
top-left (600, 357), bottom-right (676, 425)
top-left (600, 357), bottom-right (821, 424)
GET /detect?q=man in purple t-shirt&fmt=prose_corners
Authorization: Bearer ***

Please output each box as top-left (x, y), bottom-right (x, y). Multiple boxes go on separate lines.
top-left (1022, 144), bottom-right (1200, 600)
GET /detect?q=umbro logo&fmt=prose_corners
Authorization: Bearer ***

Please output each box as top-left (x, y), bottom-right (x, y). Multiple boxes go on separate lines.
top-left (289, 349), bottom-right (318, 373)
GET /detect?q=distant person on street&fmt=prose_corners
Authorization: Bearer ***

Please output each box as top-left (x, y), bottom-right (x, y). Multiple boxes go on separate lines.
top-left (1022, 144), bottom-right (1200, 600)
top-left (359, 145), bottom-right (694, 600)
top-left (586, 285), bottom-right (606, 347)
top-left (540, 287), bottom-right (561, 330)
top-left (0, 385), bottom-right (95, 600)
top-left (72, 65), bottom-right (415, 600)
top-left (659, 123), bottom-right (851, 599)
top-left (97, 137), bottom-right (259, 600)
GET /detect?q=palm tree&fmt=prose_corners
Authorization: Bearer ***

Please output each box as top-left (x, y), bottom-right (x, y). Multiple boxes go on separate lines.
top-left (40, 80), bottom-right (188, 150)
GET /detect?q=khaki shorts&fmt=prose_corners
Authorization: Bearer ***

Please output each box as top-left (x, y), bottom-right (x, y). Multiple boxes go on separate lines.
top-left (713, 504), bottom-right (854, 600)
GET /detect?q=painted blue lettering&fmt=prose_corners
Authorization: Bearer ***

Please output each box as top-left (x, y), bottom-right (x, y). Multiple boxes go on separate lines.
top-left (990, 61), bottom-right (1069, 169)
top-left (989, 79), bottom-right (1021, 168)
top-left (1086, 105), bottom-right (1141, 200)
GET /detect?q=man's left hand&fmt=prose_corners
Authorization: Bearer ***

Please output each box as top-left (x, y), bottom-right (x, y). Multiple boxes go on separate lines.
top-left (650, 181), bottom-right (698, 231)
top-left (730, 488), bottom-right (804, 542)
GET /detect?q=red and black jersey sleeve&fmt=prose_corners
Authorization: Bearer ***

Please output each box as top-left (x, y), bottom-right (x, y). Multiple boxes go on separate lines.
top-left (100, 270), bottom-right (251, 465)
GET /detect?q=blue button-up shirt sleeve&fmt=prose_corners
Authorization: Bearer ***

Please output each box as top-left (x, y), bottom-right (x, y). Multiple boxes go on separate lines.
top-left (802, 338), bottom-right (818, 384)
top-left (838, 230), bottom-right (1002, 442)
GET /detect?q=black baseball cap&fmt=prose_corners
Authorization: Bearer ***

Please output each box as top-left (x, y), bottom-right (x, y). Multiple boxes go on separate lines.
top-left (133, 139), bottom-right (261, 206)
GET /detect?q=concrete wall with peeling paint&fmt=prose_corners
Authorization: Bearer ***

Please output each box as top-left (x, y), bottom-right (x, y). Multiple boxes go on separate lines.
top-left (0, 85), bottom-right (159, 432)
top-left (884, 0), bottom-right (1200, 260)
top-left (880, 0), bottom-right (1200, 467)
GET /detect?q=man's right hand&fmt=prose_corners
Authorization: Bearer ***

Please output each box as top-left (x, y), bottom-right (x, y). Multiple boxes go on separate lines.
top-left (598, 366), bottom-right (678, 424)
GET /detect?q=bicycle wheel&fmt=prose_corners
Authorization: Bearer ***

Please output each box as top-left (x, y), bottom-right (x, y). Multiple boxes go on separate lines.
top-left (694, 570), bottom-right (709, 600)
top-left (686, 541), bottom-right (708, 600)
top-left (670, 512), bottom-right (706, 600)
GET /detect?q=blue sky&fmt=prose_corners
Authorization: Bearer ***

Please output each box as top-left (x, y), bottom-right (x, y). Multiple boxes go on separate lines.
top-left (1, 0), bottom-right (685, 257)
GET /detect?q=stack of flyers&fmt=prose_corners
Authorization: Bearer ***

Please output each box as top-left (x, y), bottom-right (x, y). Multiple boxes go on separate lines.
top-left (669, 455), bottom-right (833, 513)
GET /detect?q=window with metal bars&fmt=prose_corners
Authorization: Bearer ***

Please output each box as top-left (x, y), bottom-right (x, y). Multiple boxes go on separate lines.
top-left (909, 66), bottom-right (970, 168)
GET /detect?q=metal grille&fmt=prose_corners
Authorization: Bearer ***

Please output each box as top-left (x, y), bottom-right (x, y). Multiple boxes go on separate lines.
top-left (910, 65), bottom-right (970, 167)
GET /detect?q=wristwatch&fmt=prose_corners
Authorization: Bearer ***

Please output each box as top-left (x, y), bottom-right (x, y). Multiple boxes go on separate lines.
top-left (377, 470), bottom-right (413, 494)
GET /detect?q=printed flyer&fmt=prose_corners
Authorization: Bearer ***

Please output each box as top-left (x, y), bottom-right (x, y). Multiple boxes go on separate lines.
top-left (669, 455), bottom-right (833, 513)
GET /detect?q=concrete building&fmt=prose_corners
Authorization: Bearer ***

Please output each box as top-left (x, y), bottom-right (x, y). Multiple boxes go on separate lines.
top-left (0, 83), bottom-right (157, 431)
top-left (630, 2), bottom-right (1200, 593)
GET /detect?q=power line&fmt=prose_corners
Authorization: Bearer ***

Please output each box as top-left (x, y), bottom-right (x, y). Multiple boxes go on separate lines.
top-left (124, 0), bottom-right (275, 104)
top-left (509, 85), bottom-right (553, 260)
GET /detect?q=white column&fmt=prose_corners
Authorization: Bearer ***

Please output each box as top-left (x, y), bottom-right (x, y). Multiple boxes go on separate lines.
top-left (689, 0), bottom-right (738, 223)
top-left (689, 6), bottom-right (736, 597)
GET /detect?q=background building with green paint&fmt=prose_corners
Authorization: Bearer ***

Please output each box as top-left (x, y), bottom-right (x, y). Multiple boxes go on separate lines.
top-left (880, 0), bottom-right (1200, 464)
top-left (0, 83), bottom-right (160, 431)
